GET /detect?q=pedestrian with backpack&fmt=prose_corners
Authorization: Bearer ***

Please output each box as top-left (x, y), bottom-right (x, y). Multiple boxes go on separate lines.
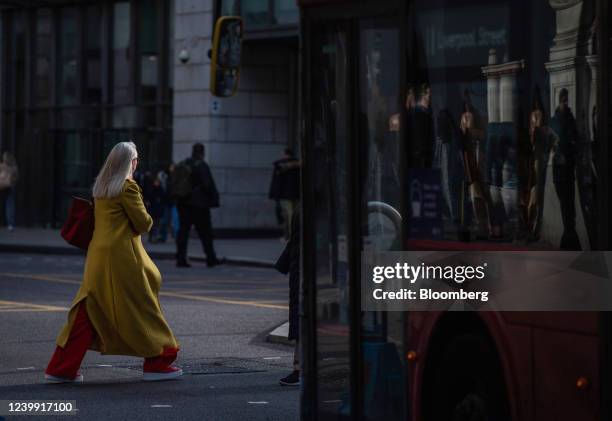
top-left (172, 143), bottom-right (223, 268)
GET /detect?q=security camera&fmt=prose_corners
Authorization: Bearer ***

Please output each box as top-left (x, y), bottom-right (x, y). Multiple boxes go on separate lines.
top-left (178, 49), bottom-right (190, 64)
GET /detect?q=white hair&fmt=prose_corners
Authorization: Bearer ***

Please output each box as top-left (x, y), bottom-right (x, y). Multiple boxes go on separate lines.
top-left (92, 141), bottom-right (138, 199)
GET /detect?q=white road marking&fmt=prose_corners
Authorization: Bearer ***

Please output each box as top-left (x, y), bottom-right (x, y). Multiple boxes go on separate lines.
top-left (263, 357), bottom-right (281, 360)
top-left (151, 405), bottom-right (172, 408)
top-left (96, 364), bottom-right (113, 367)
top-left (16, 367), bottom-right (35, 370)
top-left (248, 401), bottom-right (269, 405)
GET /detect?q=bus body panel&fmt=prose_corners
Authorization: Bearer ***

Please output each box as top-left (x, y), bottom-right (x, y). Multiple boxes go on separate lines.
top-left (409, 311), bottom-right (600, 421)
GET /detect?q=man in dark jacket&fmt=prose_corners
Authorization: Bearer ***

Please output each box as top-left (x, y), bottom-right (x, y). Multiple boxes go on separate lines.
top-left (411, 83), bottom-right (434, 169)
top-left (550, 89), bottom-right (580, 250)
top-left (175, 143), bottom-right (223, 267)
top-left (269, 148), bottom-right (300, 240)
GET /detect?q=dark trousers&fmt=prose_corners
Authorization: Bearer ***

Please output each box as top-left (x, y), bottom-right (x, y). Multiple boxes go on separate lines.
top-left (553, 164), bottom-right (581, 250)
top-left (288, 272), bottom-right (299, 341)
top-left (176, 204), bottom-right (217, 262)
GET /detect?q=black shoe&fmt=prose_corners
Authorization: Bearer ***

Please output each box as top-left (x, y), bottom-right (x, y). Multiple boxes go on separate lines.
top-left (207, 257), bottom-right (226, 268)
top-left (176, 260), bottom-right (191, 268)
top-left (279, 370), bottom-right (300, 386)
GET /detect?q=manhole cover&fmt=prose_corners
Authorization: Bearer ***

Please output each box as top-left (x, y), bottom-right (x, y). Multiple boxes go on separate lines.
top-left (181, 362), bottom-right (264, 375)
top-left (118, 360), bottom-right (266, 375)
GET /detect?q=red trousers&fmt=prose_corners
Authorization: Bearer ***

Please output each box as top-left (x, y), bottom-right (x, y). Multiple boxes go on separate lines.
top-left (46, 301), bottom-right (178, 379)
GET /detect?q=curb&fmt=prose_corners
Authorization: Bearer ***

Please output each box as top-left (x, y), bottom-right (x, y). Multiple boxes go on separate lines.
top-left (189, 256), bottom-right (275, 269)
top-left (0, 244), bottom-right (275, 269)
top-left (266, 321), bottom-right (295, 346)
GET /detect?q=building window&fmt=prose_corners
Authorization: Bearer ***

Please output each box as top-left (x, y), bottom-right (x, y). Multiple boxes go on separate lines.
top-left (220, 0), bottom-right (299, 29)
top-left (85, 5), bottom-right (102, 104)
top-left (58, 8), bottom-right (78, 106)
top-left (35, 9), bottom-right (52, 106)
top-left (241, 0), bottom-right (269, 28)
top-left (273, 0), bottom-right (298, 25)
top-left (9, 11), bottom-right (25, 110)
top-left (113, 2), bottom-right (131, 104)
top-left (168, 0), bottom-right (175, 100)
top-left (139, 2), bottom-right (159, 103)
top-left (1, 0), bottom-right (174, 227)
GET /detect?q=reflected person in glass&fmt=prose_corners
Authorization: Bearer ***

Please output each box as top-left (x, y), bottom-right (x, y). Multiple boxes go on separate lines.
top-left (460, 98), bottom-right (493, 239)
top-left (550, 88), bottom-right (580, 250)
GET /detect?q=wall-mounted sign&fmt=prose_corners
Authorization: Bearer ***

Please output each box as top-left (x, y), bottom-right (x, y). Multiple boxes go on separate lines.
top-left (417, 4), bottom-right (509, 68)
top-left (408, 168), bottom-right (443, 239)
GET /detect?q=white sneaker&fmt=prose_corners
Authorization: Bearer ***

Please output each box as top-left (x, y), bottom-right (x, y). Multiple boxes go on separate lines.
top-left (143, 367), bottom-right (183, 382)
top-left (44, 373), bottom-right (84, 383)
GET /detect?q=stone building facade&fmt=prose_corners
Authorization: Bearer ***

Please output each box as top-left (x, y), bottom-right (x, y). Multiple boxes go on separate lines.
top-left (173, 0), bottom-right (298, 232)
top-left (0, 0), bottom-right (298, 231)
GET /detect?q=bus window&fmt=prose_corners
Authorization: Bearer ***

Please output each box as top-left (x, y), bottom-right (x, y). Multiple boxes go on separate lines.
top-left (404, 0), bottom-right (599, 251)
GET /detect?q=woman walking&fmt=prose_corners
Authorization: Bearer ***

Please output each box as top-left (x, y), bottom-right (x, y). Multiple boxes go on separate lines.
top-left (45, 142), bottom-right (182, 383)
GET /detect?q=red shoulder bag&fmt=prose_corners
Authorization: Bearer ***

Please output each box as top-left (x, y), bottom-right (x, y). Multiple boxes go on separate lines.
top-left (61, 197), bottom-right (94, 250)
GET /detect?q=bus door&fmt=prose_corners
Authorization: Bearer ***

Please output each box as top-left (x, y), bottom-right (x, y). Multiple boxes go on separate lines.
top-left (303, 11), bottom-right (406, 420)
top-left (357, 17), bottom-right (406, 421)
top-left (303, 20), bottom-right (352, 421)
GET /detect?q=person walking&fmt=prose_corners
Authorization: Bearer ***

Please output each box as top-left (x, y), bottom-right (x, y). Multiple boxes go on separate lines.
top-left (156, 165), bottom-right (172, 243)
top-left (173, 143), bottom-right (223, 268)
top-left (275, 206), bottom-right (300, 386)
top-left (44, 142), bottom-right (182, 383)
top-left (0, 151), bottom-right (19, 231)
top-left (269, 148), bottom-right (300, 240)
top-left (147, 174), bottom-right (169, 244)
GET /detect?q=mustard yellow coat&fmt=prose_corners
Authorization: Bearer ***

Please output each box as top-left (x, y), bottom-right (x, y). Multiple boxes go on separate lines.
top-left (56, 179), bottom-right (179, 357)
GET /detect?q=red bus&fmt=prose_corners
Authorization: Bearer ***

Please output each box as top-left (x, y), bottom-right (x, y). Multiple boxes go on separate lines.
top-left (296, 0), bottom-right (612, 420)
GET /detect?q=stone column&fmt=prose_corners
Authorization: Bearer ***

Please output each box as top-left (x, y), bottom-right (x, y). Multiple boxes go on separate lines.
top-left (481, 57), bottom-right (525, 123)
top-left (499, 74), bottom-right (518, 123)
top-left (481, 56), bottom-right (525, 233)
top-left (486, 49), bottom-right (500, 123)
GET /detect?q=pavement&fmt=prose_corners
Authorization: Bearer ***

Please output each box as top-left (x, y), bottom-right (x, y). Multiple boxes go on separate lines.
top-left (0, 227), bottom-right (285, 268)
top-left (0, 227), bottom-right (291, 347)
top-left (0, 253), bottom-right (299, 421)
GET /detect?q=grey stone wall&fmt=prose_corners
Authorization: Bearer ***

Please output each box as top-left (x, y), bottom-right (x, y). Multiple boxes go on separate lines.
top-left (173, 0), bottom-right (294, 230)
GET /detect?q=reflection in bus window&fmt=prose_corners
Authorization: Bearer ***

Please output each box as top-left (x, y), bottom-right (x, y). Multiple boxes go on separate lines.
top-left (359, 20), bottom-right (407, 421)
top-left (360, 23), bottom-right (401, 253)
top-left (405, 0), bottom-right (599, 251)
top-left (311, 25), bottom-right (352, 417)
